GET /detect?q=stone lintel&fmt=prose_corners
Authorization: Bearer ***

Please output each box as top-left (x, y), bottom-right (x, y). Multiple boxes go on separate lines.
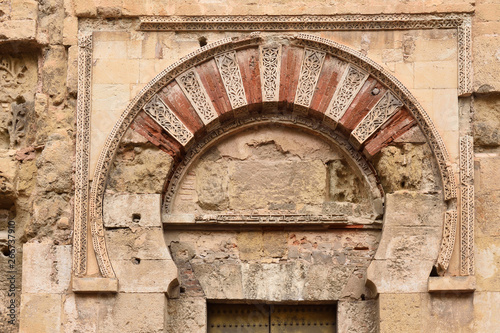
top-left (72, 277), bottom-right (119, 293)
top-left (428, 276), bottom-right (476, 293)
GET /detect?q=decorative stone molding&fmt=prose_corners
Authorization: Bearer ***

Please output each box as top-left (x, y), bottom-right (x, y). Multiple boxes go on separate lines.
top-left (436, 210), bottom-right (458, 272)
top-left (139, 13), bottom-right (472, 96)
top-left (460, 135), bottom-right (474, 275)
top-left (73, 34), bottom-right (92, 277)
top-left (79, 33), bottom-right (458, 279)
top-left (143, 95), bottom-right (194, 146)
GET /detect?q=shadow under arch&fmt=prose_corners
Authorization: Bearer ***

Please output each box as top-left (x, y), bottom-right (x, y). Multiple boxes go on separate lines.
top-left (83, 32), bottom-right (457, 281)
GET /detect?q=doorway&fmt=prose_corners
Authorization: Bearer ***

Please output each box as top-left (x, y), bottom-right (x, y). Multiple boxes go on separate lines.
top-left (207, 303), bottom-right (337, 333)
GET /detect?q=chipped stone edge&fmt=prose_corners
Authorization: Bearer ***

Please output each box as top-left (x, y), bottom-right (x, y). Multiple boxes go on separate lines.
top-left (428, 276), bottom-right (476, 293)
top-left (72, 277), bottom-right (119, 293)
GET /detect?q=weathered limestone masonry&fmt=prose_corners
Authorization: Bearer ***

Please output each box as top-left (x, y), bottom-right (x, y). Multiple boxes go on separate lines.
top-left (0, 0), bottom-right (498, 332)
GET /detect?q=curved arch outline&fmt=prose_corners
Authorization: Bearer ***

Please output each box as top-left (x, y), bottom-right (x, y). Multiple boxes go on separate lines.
top-left (87, 33), bottom-right (457, 278)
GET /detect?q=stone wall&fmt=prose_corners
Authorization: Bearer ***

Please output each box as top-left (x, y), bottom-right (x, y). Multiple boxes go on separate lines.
top-left (0, 0), bottom-right (499, 332)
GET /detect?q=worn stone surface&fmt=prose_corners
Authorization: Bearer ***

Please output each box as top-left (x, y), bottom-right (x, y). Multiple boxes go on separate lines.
top-left (105, 227), bottom-right (170, 260)
top-left (22, 243), bottom-right (71, 294)
top-left (107, 142), bottom-right (173, 193)
top-left (474, 292), bottom-right (500, 333)
top-left (19, 294), bottom-right (62, 333)
top-left (373, 143), bottom-right (440, 193)
top-left (474, 94), bottom-right (500, 147)
top-left (338, 300), bottom-right (378, 333)
top-left (103, 193), bottom-right (162, 228)
top-left (166, 297), bottom-right (206, 333)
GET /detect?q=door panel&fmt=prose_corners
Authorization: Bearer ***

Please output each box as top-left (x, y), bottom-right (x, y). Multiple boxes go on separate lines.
top-left (208, 304), bottom-right (270, 333)
top-left (208, 303), bottom-right (336, 333)
top-left (270, 305), bottom-right (336, 333)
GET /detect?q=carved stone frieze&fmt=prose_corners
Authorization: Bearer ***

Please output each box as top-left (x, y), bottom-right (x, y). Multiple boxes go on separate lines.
top-left (0, 55), bottom-right (28, 88)
top-left (436, 210), bottom-right (458, 272)
top-left (143, 95), bottom-right (194, 146)
top-left (351, 91), bottom-right (403, 146)
top-left (325, 64), bottom-right (368, 125)
top-left (73, 34), bottom-right (92, 277)
top-left (259, 45), bottom-right (281, 102)
top-left (215, 51), bottom-right (248, 112)
top-left (294, 48), bottom-right (326, 111)
top-left (460, 135), bottom-right (474, 275)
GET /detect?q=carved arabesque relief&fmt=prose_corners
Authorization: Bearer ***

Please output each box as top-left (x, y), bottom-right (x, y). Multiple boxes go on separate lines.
top-left (215, 51), bottom-right (248, 112)
top-left (176, 69), bottom-right (218, 125)
top-left (259, 45), bottom-right (281, 102)
top-left (143, 95), bottom-right (194, 146)
top-left (325, 64), bottom-right (368, 125)
top-left (77, 30), bottom-right (462, 280)
top-left (294, 48), bottom-right (326, 109)
top-left (351, 91), bottom-right (403, 146)
top-left (460, 135), bottom-right (474, 275)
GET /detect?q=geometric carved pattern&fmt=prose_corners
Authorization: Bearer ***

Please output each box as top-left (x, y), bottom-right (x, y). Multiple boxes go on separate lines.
top-left (176, 70), bottom-right (218, 125)
top-left (73, 34), bottom-right (92, 277)
top-left (143, 95), bottom-right (193, 146)
top-left (294, 48), bottom-right (326, 108)
top-left (436, 210), bottom-right (458, 272)
top-left (260, 45), bottom-right (281, 102)
top-left (215, 51), bottom-right (248, 110)
top-left (458, 17), bottom-right (472, 96)
top-left (460, 135), bottom-right (474, 275)
top-left (325, 64), bottom-right (369, 124)
top-left (351, 91), bottom-right (403, 146)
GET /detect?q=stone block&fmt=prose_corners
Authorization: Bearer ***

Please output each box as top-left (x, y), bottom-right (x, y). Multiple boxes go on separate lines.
top-left (414, 61), bottom-right (458, 89)
top-left (228, 160), bottom-right (327, 210)
top-left (22, 243), bottom-right (71, 294)
top-left (367, 258), bottom-right (434, 293)
top-left (19, 294), bottom-right (62, 333)
top-left (473, 23), bottom-right (500, 92)
top-left (473, 94), bottom-right (500, 147)
top-left (62, 16), bottom-right (78, 46)
top-left (103, 193), bottom-right (162, 228)
top-left (66, 45), bottom-right (78, 97)
top-left (382, 192), bottom-right (445, 228)
top-left (72, 277), bottom-right (118, 293)
top-left (474, 292), bottom-right (500, 333)
top-left (379, 293), bottom-right (422, 332)
top-left (106, 228), bottom-right (171, 260)
top-left (338, 300), bottom-right (378, 333)
top-left (422, 293), bottom-right (474, 333)
top-left (42, 46), bottom-right (67, 102)
top-left (191, 261), bottom-right (243, 299)
top-left (10, 0), bottom-right (38, 20)
top-left (195, 160), bottom-right (230, 210)
top-left (263, 232), bottom-right (287, 258)
top-left (428, 276), bottom-right (476, 292)
top-left (113, 258), bottom-right (178, 293)
top-left (237, 231), bottom-right (263, 261)
top-left (166, 297), bottom-right (206, 333)
top-left (92, 84), bottom-right (130, 113)
top-left (475, 236), bottom-right (500, 291)
top-left (93, 39), bottom-right (129, 60)
top-left (477, 154), bottom-right (500, 193)
top-left (74, 0), bottom-right (97, 17)
top-left (375, 225), bottom-right (441, 260)
top-left (0, 20), bottom-right (37, 41)
top-left (92, 59), bottom-right (139, 84)
top-left (476, 190), bottom-right (500, 237)
top-left (100, 293), bottom-right (166, 333)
